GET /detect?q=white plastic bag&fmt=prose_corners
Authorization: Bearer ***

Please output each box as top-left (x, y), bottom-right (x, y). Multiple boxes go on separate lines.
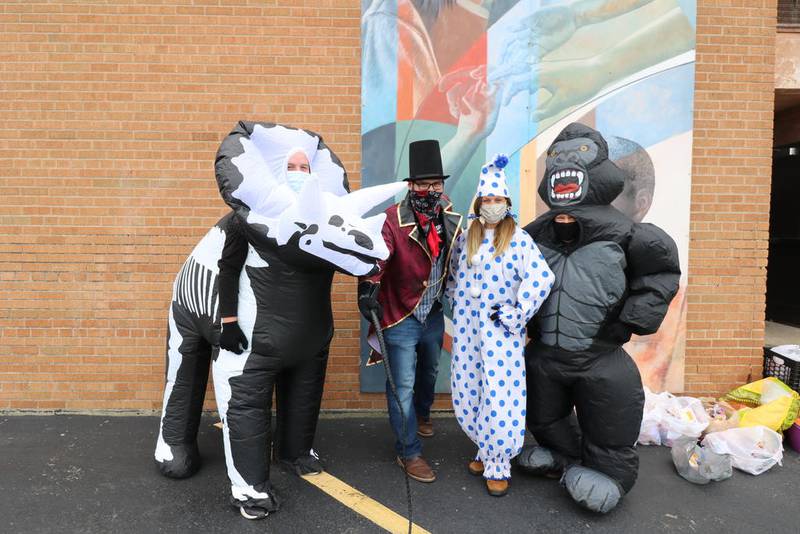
top-left (659, 396), bottom-right (710, 446)
top-left (638, 387), bottom-right (710, 446)
top-left (639, 387), bottom-right (672, 445)
top-left (701, 426), bottom-right (783, 475)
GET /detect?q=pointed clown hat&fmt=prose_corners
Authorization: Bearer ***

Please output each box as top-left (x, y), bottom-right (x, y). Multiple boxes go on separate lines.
top-left (476, 154), bottom-right (510, 198)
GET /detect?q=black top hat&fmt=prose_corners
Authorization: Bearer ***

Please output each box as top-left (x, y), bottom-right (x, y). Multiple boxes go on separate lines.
top-left (405, 139), bottom-right (450, 181)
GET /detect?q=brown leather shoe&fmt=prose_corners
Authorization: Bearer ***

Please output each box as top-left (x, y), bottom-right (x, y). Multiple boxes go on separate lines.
top-left (468, 460), bottom-right (484, 476)
top-left (486, 478), bottom-right (509, 497)
top-left (416, 416), bottom-right (434, 437)
top-left (396, 456), bottom-right (436, 483)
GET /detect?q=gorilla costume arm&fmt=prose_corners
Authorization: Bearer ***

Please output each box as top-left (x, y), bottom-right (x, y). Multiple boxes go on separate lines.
top-left (618, 222), bottom-right (680, 335)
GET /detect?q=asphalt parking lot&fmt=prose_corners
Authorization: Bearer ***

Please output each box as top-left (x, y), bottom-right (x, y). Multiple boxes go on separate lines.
top-left (2, 413), bottom-right (799, 533)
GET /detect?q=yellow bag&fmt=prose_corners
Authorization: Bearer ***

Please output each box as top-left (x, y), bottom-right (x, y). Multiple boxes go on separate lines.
top-left (724, 377), bottom-right (800, 432)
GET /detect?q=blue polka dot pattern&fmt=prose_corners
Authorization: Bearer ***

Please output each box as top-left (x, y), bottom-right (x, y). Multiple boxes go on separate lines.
top-left (447, 225), bottom-right (553, 482)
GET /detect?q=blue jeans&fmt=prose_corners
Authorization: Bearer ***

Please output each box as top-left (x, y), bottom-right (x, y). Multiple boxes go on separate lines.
top-left (382, 306), bottom-right (443, 459)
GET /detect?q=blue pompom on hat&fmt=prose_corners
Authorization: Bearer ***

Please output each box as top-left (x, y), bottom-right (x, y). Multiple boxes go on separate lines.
top-left (476, 153), bottom-right (510, 198)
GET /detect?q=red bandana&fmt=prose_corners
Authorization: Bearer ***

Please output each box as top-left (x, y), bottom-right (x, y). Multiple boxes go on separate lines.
top-left (416, 212), bottom-right (442, 258)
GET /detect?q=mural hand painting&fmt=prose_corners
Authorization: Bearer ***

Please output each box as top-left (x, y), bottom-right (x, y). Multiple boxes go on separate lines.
top-left (360, 0), bottom-right (695, 397)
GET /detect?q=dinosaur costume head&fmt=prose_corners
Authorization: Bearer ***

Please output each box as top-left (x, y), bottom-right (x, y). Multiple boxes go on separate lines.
top-left (215, 121), bottom-right (405, 276)
top-left (538, 123), bottom-right (626, 209)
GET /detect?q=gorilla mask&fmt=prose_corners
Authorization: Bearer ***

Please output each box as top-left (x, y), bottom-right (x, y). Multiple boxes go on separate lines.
top-left (538, 123), bottom-right (626, 208)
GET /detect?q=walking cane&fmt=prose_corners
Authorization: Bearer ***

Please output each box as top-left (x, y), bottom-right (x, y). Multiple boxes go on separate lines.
top-left (369, 309), bottom-right (414, 534)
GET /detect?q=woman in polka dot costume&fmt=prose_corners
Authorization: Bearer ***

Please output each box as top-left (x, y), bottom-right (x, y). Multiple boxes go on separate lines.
top-left (445, 154), bottom-right (554, 496)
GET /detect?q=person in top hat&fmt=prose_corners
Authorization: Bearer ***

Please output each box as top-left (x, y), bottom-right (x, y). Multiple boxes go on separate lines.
top-left (358, 139), bottom-right (463, 483)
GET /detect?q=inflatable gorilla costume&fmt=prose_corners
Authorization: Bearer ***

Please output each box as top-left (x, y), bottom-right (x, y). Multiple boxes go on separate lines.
top-left (154, 122), bottom-right (404, 518)
top-left (518, 123), bottom-right (680, 513)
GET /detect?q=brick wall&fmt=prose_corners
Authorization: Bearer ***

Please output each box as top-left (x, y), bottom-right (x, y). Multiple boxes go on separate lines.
top-left (685, 0), bottom-right (777, 395)
top-left (0, 0), bottom-right (374, 411)
top-left (0, 0), bottom-right (778, 411)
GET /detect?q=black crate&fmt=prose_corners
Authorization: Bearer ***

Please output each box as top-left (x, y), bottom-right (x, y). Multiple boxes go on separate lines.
top-left (763, 346), bottom-right (800, 392)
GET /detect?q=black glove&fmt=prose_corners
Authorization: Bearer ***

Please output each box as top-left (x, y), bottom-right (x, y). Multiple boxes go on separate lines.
top-left (219, 321), bottom-right (249, 354)
top-left (357, 281), bottom-right (383, 322)
top-left (489, 303), bottom-right (501, 323)
top-left (489, 303), bottom-right (525, 334)
top-left (598, 320), bottom-right (633, 345)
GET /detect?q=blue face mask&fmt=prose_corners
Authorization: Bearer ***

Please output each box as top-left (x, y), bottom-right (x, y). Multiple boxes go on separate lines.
top-left (286, 170), bottom-right (310, 193)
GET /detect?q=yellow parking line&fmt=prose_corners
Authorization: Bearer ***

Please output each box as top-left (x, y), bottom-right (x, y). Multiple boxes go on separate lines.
top-left (302, 471), bottom-right (431, 534)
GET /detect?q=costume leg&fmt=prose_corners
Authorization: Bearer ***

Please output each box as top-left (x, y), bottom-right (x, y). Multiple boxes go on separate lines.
top-left (155, 302), bottom-right (211, 478)
top-left (213, 349), bottom-right (281, 512)
top-left (382, 317), bottom-right (423, 459)
top-left (524, 345), bottom-right (581, 460)
top-left (573, 347), bottom-right (644, 493)
top-left (413, 307), bottom-right (443, 419)
top-left (274, 346), bottom-right (329, 472)
top-left (450, 323), bottom-right (482, 446)
top-left (478, 328), bottom-right (527, 480)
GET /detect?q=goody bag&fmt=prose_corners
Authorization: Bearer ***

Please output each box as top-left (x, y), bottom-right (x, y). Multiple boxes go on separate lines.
top-left (701, 426), bottom-right (783, 476)
top-left (670, 438), bottom-right (733, 484)
top-left (639, 387), bottom-right (710, 446)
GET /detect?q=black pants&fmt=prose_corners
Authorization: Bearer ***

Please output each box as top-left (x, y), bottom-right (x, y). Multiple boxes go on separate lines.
top-left (525, 343), bottom-right (644, 492)
top-left (225, 347), bottom-right (329, 485)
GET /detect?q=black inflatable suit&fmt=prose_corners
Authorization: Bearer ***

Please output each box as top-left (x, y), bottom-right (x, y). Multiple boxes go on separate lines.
top-left (153, 121), bottom-right (404, 519)
top-left (518, 123), bottom-right (680, 513)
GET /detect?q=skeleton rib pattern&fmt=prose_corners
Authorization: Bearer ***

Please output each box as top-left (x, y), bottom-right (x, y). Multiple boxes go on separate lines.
top-left (174, 256), bottom-right (217, 318)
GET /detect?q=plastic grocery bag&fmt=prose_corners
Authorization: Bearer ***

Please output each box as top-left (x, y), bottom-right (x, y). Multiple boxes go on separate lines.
top-left (638, 387), bottom-right (710, 446)
top-left (724, 377), bottom-right (800, 432)
top-left (661, 397), bottom-right (710, 446)
top-left (639, 387), bottom-right (671, 445)
top-left (671, 438), bottom-right (732, 484)
top-left (701, 426), bottom-right (783, 475)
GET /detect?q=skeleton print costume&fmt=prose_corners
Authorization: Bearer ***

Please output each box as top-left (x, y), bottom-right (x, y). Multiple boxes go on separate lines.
top-left (154, 122), bottom-right (404, 518)
top-left (446, 155), bottom-right (553, 481)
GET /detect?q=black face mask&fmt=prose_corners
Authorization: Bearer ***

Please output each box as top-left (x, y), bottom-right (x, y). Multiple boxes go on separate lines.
top-left (409, 190), bottom-right (442, 218)
top-left (553, 221), bottom-right (579, 243)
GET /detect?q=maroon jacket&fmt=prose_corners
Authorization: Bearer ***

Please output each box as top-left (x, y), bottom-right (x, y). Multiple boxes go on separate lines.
top-left (361, 194), bottom-right (462, 332)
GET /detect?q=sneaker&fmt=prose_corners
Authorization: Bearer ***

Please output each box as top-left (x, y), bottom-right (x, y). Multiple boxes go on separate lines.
top-left (231, 481), bottom-right (280, 520)
top-left (416, 416), bottom-right (434, 438)
top-left (486, 478), bottom-right (509, 497)
top-left (396, 455), bottom-right (436, 483)
top-left (238, 505), bottom-right (270, 520)
top-left (282, 449), bottom-right (324, 477)
top-left (468, 460), bottom-right (484, 476)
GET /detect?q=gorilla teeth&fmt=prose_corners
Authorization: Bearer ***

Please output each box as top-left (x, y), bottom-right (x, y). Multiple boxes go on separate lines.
top-left (549, 170), bottom-right (584, 200)
top-left (550, 186), bottom-right (583, 201)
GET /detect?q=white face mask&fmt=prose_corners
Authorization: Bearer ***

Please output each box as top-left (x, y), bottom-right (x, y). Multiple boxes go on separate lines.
top-left (479, 202), bottom-right (508, 224)
top-left (286, 170), bottom-right (310, 193)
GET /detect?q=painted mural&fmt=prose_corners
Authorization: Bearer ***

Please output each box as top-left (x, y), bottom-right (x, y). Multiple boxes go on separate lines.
top-left (360, 0), bottom-right (696, 393)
